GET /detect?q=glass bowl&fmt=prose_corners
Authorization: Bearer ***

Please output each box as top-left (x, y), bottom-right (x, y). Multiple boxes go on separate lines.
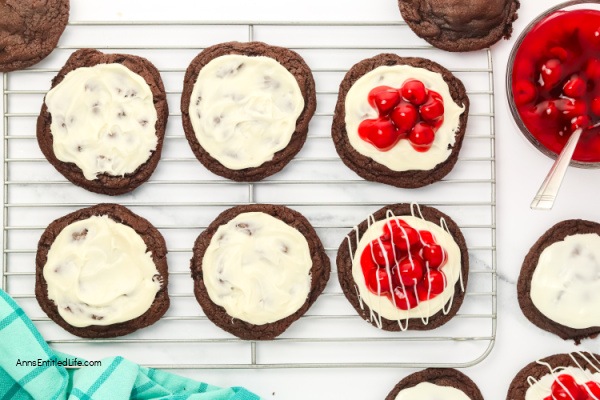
top-left (506, 0), bottom-right (600, 168)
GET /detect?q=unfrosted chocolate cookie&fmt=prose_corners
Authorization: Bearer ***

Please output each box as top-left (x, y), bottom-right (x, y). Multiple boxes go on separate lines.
top-left (190, 204), bottom-right (330, 340)
top-left (399, 0), bottom-right (520, 52)
top-left (386, 368), bottom-right (484, 400)
top-left (37, 49), bottom-right (168, 195)
top-left (35, 203), bottom-right (169, 338)
top-left (0, 0), bottom-right (69, 72)
top-left (332, 54), bottom-right (469, 188)
top-left (518, 219), bottom-right (600, 344)
top-left (181, 41), bottom-right (316, 182)
top-left (507, 352), bottom-right (600, 400)
top-left (337, 203), bottom-right (469, 331)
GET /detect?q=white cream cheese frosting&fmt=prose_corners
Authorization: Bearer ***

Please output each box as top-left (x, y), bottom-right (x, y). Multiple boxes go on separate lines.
top-left (45, 63), bottom-right (158, 180)
top-left (202, 212), bottom-right (312, 325)
top-left (345, 65), bottom-right (465, 171)
top-left (188, 54), bottom-right (304, 170)
top-left (395, 382), bottom-right (471, 400)
top-left (526, 366), bottom-right (600, 400)
top-left (43, 215), bottom-right (161, 327)
top-left (350, 215), bottom-right (461, 326)
top-left (530, 233), bottom-right (600, 329)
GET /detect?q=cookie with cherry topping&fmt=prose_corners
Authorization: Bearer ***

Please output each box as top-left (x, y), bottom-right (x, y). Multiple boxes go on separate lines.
top-left (190, 204), bottom-right (330, 340)
top-left (36, 49), bottom-right (168, 195)
top-left (332, 54), bottom-right (469, 188)
top-left (518, 219), bottom-right (600, 344)
top-left (181, 41), bottom-right (316, 182)
top-left (386, 368), bottom-right (484, 400)
top-left (506, 352), bottom-right (600, 400)
top-left (35, 203), bottom-right (169, 338)
top-left (337, 203), bottom-right (469, 331)
top-left (0, 0), bottom-right (70, 72)
top-left (399, 0), bottom-right (520, 52)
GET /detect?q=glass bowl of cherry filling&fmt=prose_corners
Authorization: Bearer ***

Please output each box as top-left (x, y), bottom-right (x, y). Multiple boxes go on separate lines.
top-left (507, 0), bottom-right (600, 167)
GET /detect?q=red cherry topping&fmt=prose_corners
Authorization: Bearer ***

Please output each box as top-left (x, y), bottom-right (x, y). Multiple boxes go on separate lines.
top-left (417, 270), bottom-right (446, 301)
top-left (591, 97), bottom-right (600, 117)
top-left (390, 102), bottom-right (418, 134)
top-left (584, 381), bottom-right (600, 398)
top-left (586, 58), bottom-right (600, 80)
top-left (420, 93), bottom-right (445, 123)
top-left (571, 115), bottom-right (591, 132)
top-left (359, 218), bottom-right (451, 310)
top-left (396, 256), bottom-right (425, 287)
top-left (401, 79), bottom-right (428, 105)
top-left (392, 287), bottom-right (418, 310)
top-left (409, 122), bottom-right (435, 151)
top-left (563, 75), bottom-right (586, 98)
top-left (423, 244), bottom-right (447, 269)
top-left (358, 118), bottom-right (400, 151)
top-left (551, 375), bottom-right (585, 400)
top-left (368, 239), bottom-right (396, 266)
top-left (549, 46), bottom-right (569, 62)
top-left (368, 86), bottom-right (401, 116)
top-left (514, 80), bottom-right (537, 106)
top-left (558, 99), bottom-right (587, 120)
top-left (540, 58), bottom-right (563, 88)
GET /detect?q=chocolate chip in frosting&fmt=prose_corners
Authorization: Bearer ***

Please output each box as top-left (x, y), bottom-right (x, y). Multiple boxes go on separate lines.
top-left (262, 75), bottom-right (280, 90)
top-left (72, 228), bottom-right (88, 241)
top-left (91, 314), bottom-right (104, 321)
top-left (235, 222), bottom-right (253, 236)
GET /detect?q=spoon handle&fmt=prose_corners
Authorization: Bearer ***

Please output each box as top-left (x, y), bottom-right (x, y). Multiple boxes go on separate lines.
top-left (530, 128), bottom-right (583, 210)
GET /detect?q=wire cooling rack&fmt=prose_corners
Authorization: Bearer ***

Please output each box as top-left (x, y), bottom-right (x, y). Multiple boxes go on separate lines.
top-left (0, 20), bottom-right (496, 369)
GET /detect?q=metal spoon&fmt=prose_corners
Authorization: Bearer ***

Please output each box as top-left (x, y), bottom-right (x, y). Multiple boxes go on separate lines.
top-left (530, 127), bottom-right (582, 210)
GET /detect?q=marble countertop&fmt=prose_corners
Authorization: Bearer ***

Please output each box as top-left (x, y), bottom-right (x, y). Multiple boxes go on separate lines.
top-left (3, 0), bottom-right (600, 398)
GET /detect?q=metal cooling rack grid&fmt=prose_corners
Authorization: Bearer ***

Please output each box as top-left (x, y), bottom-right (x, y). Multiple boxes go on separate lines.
top-left (1, 20), bottom-right (496, 369)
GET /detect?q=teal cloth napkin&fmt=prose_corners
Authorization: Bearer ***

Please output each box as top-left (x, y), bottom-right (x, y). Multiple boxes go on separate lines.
top-left (0, 289), bottom-right (260, 400)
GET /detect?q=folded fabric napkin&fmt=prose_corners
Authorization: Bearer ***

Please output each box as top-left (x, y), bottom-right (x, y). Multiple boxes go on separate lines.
top-left (0, 289), bottom-right (260, 400)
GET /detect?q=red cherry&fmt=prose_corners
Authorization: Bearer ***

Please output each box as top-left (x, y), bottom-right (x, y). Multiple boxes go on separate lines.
top-left (540, 58), bottom-right (563, 88)
top-left (584, 381), bottom-right (600, 398)
top-left (563, 75), bottom-right (586, 98)
top-left (360, 246), bottom-right (378, 275)
top-left (586, 58), bottom-right (600, 80)
top-left (409, 122), bottom-right (435, 151)
top-left (571, 115), bottom-right (591, 132)
top-left (383, 219), bottom-right (411, 238)
top-left (388, 224), bottom-right (420, 251)
top-left (417, 270), bottom-right (446, 301)
top-left (591, 97), bottom-right (600, 117)
top-left (551, 375), bottom-right (585, 400)
top-left (396, 256), bottom-right (425, 287)
top-left (368, 86), bottom-right (401, 116)
top-left (390, 102), bottom-right (418, 133)
top-left (391, 287), bottom-right (417, 310)
top-left (549, 46), bottom-right (568, 62)
top-left (368, 239), bottom-right (397, 266)
top-left (401, 79), bottom-right (428, 105)
top-left (420, 94), bottom-right (445, 122)
top-left (535, 100), bottom-right (560, 119)
top-left (423, 244), bottom-right (447, 269)
top-left (365, 267), bottom-right (393, 295)
top-left (358, 118), bottom-right (400, 151)
top-left (558, 99), bottom-right (587, 120)
top-left (514, 80), bottom-right (537, 106)
top-left (419, 230), bottom-right (437, 246)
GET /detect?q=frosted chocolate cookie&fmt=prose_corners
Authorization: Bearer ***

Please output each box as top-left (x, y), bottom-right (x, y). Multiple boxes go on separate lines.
top-left (507, 352), bottom-right (600, 400)
top-left (0, 0), bottom-right (69, 72)
top-left (37, 49), bottom-right (168, 195)
top-left (518, 219), bottom-right (600, 344)
top-left (190, 204), bottom-right (330, 340)
top-left (332, 54), bottom-right (469, 188)
top-left (386, 368), bottom-right (484, 400)
top-left (35, 203), bottom-right (169, 338)
top-left (399, 0), bottom-right (520, 52)
top-left (337, 203), bottom-right (468, 331)
top-left (181, 41), bottom-right (316, 181)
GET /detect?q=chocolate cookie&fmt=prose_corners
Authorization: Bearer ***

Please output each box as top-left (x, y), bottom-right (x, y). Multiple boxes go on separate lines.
top-left (506, 352), bottom-right (600, 399)
top-left (181, 41), bottom-right (316, 182)
top-left (518, 219), bottom-right (600, 344)
top-left (0, 0), bottom-right (69, 72)
top-left (332, 54), bottom-right (469, 188)
top-left (190, 204), bottom-right (330, 340)
top-left (399, 0), bottom-right (520, 52)
top-left (35, 203), bottom-right (169, 338)
top-left (36, 49), bottom-right (168, 195)
top-left (337, 203), bottom-right (469, 331)
top-left (386, 368), bottom-right (484, 400)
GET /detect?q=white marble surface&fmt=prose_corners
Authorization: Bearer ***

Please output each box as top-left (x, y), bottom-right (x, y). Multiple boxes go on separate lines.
top-left (3, 0), bottom-right (600, 398)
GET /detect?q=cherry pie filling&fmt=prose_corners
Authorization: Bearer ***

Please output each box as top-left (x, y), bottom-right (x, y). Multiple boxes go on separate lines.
top-left (543, 373), bottom-right (600, 400)
top-left (358, 79), bottom-right (445, 153)
top-left (359, 218), bottom-right (449, 310)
